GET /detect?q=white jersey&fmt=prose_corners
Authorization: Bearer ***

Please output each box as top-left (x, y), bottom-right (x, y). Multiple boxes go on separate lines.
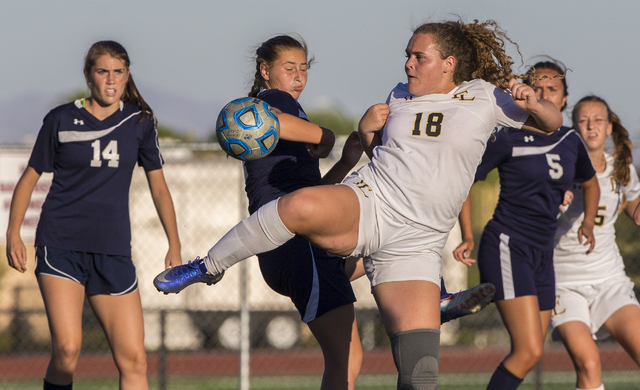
top-left (366, 79), bottom-right (528, 232)
top-left (554, 153), bottom-right (640, 284)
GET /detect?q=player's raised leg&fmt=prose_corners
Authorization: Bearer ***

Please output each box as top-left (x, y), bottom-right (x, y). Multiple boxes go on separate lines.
top-left (154, 184), bottom-right (361, 294)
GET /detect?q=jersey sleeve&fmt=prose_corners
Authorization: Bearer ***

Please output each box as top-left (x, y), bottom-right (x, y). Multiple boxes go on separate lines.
top-left (572, 133), bottom-right (596, 183)
top-left (28, 110), bottom-right (59, 173)
top-left (475, 128), bottom-right (511, 181)
top-left (624, 163), bottom-right (640, 201)
top-left (137, 116), bottom-right (164, 171)
top-left (258, 90), bottom-right (299, 116)
top-left (490, 85), bottom-right (529, 129)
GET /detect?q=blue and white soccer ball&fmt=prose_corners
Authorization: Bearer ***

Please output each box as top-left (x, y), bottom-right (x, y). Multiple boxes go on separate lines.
top-left (216, 97), bottom-right (280, 161)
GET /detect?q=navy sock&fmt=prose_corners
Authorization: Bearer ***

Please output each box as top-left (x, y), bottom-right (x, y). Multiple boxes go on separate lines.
top-left (43, 379), bottom-right (72, 390)
top-left (486, 362), bottom-right (523, 390)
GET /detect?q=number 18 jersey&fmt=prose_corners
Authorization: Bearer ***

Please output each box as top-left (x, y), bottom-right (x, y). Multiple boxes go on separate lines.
top-left (366, 79), bottom-right (528, 233)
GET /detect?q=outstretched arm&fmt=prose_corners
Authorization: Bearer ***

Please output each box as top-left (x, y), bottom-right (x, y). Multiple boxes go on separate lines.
top-left (6, 167), bottom-right (41, 273)
top-left (146, 169), bottom-right (182, 269)
top-left (277, 112), bottom-right (335, 158)
top-left (625, 197), bottom-right (640, 224)
top-left (508, 78), bottom-right (563, 134)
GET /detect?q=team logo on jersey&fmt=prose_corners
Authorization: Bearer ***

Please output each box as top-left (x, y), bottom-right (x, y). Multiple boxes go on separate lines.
top-left (354, 180), bottom-right (372, 198)
top-left (524, 135), bottom-right (534, 142)
top-left (452, 90), bottom-right (475, 101)
top-left (74, 119), bottom-right (84, 125)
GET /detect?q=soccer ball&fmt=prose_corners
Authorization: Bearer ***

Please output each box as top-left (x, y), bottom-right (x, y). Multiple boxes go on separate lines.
top-left (215, 97), bottom-right (280, 160)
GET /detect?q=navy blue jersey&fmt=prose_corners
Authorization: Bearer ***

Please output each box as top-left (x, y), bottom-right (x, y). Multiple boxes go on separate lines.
top-left (476, 126), bottom-right (595, 248)
top-left (243, 89), bottom-right (321, 213)
top-left (29, 100), bottom-right (163, 257)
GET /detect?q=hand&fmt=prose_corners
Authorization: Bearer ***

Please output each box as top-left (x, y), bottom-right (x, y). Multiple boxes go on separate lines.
top-left (578, 222), bottom-right (595, 254)
top-left (453, 238), bottom-right (476, 266)
top-left (508, 78), bottom-right (539, 112)
top-left (358, 104), bottom-right (389, 136)
top-left (561, 190), bottom-right (574, 208)
top-left (6, 234), bottom-right (28, 273)
top-left (164, 246), bottom-right (183, 269)
top-left (339, 131), bottom-right (364, 168)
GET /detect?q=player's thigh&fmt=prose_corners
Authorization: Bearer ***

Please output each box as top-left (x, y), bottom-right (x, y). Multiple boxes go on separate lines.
top-left (555, 321), bottom-right (600, 368)
top-left (603, 304), bottom-right (640, 361)
top-left (89, 290), bottom-right (145, 356)
top-left (279, 185), bottom-right (360, 255)
top-left (38, 274), bottom-right (85, 346)
top-left (307, 303), bottom-right (361, 362)
top-left (373, 280), bottom-right (441, 336)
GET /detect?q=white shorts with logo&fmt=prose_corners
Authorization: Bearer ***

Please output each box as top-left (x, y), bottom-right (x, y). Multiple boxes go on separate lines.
top-left (341, 168), bottom-right (445, 287)
top-left (550, 274), bottom-right (640, 340)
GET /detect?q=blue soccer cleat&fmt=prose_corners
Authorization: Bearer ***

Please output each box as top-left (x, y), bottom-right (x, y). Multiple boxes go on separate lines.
top-left (154, 257), bottom-right (224, 294)
top-left (441, 282), bottom-right (496, 324)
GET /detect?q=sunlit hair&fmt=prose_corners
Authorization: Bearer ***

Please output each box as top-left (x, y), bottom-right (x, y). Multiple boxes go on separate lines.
top-left (83, 40), bottom-right (152, 120)
top-left (573, 95), bottom-right (633, 186)
top-left (413, 19), bottom-right (519, 90)
top-left (522, 57), bottom-right (569, 111)
top-left (248, 34), bottom-right (315, 98)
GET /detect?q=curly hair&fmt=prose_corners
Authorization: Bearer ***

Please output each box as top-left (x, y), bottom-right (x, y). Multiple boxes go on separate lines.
top-left (572, 95), bottom-right (633, 186)
top-left (413, 19), bottom-right (519, 90)
top-left (248, 34), bottom-right (314, 98)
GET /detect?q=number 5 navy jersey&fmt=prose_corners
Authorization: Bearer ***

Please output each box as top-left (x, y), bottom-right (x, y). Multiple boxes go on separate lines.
top-left (476, 126), bottom-right (595, 249)
top-left (29, 100), bottom-right (164, 257)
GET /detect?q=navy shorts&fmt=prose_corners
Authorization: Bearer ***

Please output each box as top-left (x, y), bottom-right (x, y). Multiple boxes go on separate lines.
top-left (35, 246), bottom-right (139, 296)
top-left (476, 225), bottom-right (555, 311)
top-left (257, 235), bottom-right (356, 323)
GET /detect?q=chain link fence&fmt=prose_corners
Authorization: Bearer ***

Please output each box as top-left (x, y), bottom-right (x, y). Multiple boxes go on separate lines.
top-left (1, 139), bottom-right (639, 389)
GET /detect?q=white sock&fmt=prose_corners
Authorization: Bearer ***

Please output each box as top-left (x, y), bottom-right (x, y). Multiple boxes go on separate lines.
top-left (204, 199), bottom-right (295, 274)
top-left (577, 384), bottom-right (604, 390)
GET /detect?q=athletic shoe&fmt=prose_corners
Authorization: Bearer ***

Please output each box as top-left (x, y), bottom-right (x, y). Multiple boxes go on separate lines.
top-left (153, 257), bottom-right (224, 294)
top-left (440, 282), bottom-right (496, 324)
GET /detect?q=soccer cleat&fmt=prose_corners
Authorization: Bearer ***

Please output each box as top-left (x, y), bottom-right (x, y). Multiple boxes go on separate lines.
top-left (153, 257), bottom-right (224, 294)
top-left (440, 282), bottom-right (496, 324)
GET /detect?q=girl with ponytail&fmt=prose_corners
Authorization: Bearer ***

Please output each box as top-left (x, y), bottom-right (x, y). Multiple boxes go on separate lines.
top-left (552, 95), bottom-right (640, 390)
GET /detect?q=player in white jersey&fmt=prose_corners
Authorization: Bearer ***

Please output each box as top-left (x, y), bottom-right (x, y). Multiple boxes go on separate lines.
top-left (552, 95), bottom-right (640, 390)
top-left (154, 20), bottom-right (562, 389)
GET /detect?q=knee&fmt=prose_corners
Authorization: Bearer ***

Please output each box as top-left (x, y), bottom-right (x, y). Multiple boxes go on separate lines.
top-left (391, 329), bottom-right (440, 390)
top-left (116, 347), bottom-right (147, 376)
top-left (51, 341), bottom-right (81, 372)
top-left (280, 189), bottom-right (318, 223)
top-left (512, 343), bottom-right (544, 372)
top-left (574, 354), bottom-right (601, 378)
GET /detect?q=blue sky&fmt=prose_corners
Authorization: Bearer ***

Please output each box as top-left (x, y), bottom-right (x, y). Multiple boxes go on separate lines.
top-left (2, 0), bottom-right (639, 141)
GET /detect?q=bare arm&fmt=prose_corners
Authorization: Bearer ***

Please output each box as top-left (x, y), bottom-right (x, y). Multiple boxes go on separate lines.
top-left (277, 111), bottom-right (335, 158)
top-left (452, 189), bottom-right (476, 266)
top-left (358, 104), bottom-right (388, 159)
top-left (146, 169), bottom-right (182, 269)
top-left (625, 196), bottom-right (640, 223)
top-left (578, 175), bottom-right (600, 254)
top-left (508, 79), bottom-right (563, 134)
top-left (322, 131), bottom-right (364, 185)
top-left (6, 167), bottom-right (41, 273)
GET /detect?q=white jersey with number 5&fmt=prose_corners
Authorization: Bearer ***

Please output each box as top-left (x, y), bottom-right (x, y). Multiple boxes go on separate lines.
top-left (554, 153), bottom-right (640, 284)
top-left (366, 79), bottom-right (529, 232)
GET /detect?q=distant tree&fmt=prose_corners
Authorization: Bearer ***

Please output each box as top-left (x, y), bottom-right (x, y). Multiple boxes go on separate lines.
top-left (306, 108), bottom-right (356, 136)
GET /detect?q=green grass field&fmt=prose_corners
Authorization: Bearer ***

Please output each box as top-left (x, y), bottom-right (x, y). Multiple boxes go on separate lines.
top-left (3, 372), bottom-right (640, 390)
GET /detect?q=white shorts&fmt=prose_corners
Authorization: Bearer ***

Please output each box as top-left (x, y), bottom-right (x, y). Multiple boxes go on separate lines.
top-left (341, 169), bottom-right (444, 287)
top-left (550, 274), bottom-right (640, 340)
